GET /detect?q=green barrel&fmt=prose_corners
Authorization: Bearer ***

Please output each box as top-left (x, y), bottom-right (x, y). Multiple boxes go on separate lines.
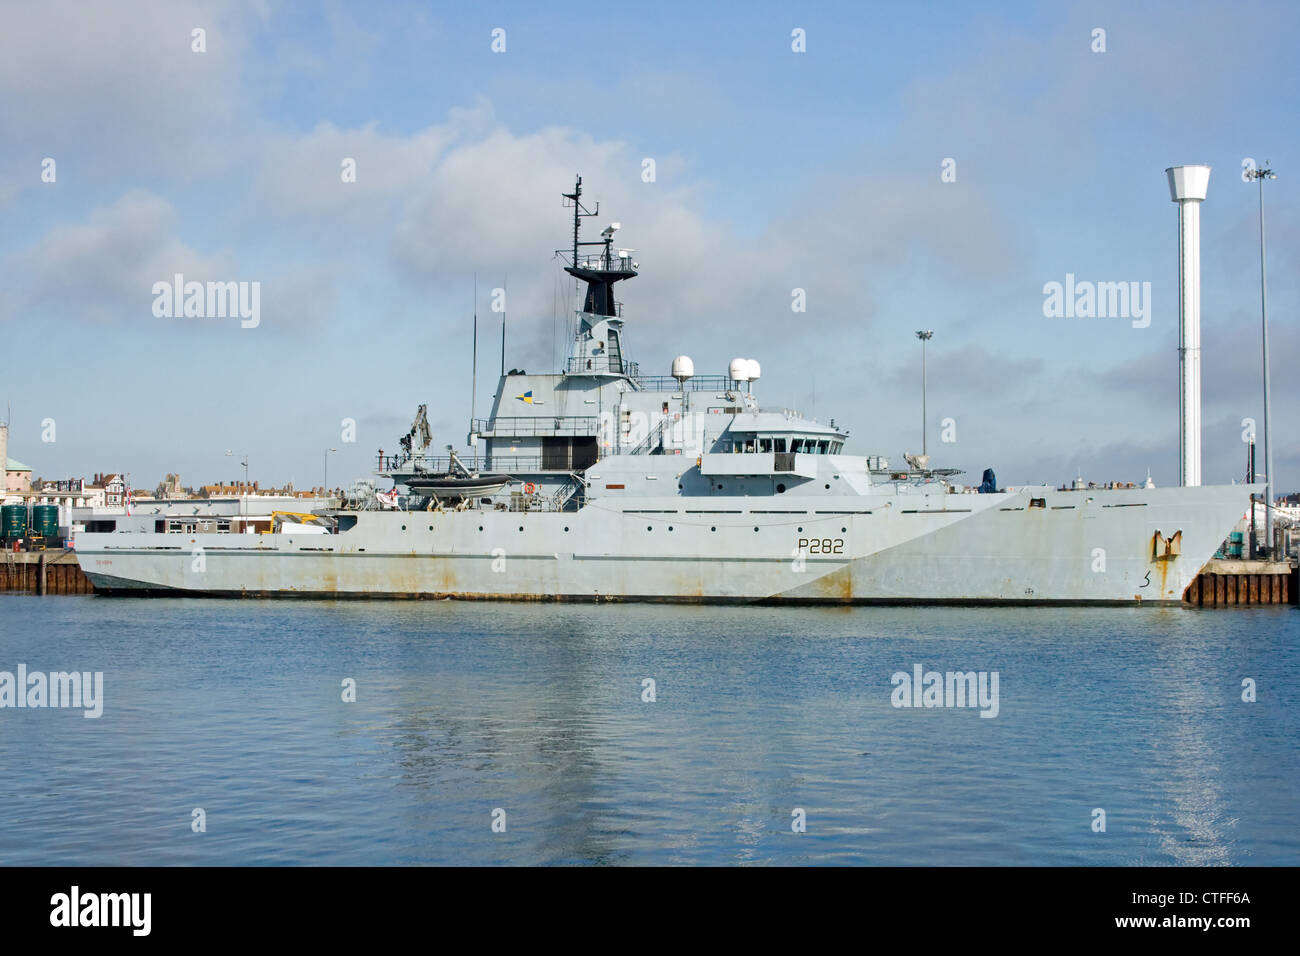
top-left (1, 503), bottom-right (26, 539)
top-left (32, 504), bottom-right (59, 538)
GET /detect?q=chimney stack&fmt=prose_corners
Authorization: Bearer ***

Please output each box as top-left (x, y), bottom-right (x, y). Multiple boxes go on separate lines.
top-left (1166, 165), bottom-right (1211, 487)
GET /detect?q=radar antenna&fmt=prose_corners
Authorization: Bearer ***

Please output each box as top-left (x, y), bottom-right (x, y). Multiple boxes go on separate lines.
top-left (556, 176), bottom-right (637, 316)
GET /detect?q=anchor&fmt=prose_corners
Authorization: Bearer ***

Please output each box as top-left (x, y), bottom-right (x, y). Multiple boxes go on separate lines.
top-left (1152, 530), bottom-right (1182, 561)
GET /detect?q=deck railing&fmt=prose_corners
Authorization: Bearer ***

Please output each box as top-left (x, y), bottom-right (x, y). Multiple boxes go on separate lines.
top-left (568, 253), bottom-right (637, 273)
top-left (472, 416), bottom-right (599, 436)
top-left (377, 454), bottom-right (557, 475)
top-left (566, 356), bottom-right (640, 377)
top-left (629, 373), bottom-right (735, 393)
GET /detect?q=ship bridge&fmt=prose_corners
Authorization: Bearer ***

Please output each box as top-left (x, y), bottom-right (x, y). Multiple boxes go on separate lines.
top-left (716, 411), bottom-right (848, 456)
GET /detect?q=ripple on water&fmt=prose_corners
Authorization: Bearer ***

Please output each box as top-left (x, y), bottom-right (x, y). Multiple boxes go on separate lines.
top-left (0, 597), bottom-right (1296, 865)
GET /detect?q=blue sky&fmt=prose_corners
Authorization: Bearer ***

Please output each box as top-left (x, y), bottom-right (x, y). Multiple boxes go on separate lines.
top-left (1, 0), bottom-right (1296, 493)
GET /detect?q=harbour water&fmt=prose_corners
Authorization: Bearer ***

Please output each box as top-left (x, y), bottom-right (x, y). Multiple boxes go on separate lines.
top-left (0, 596), bottom-right (1296, 866)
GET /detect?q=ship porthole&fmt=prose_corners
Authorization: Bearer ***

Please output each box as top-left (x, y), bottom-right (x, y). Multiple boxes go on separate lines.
top-left (401, 525), bottom-right (406, 531)
top-left (478, 526), bottom-right (483, 531)
top-left (647, 526), bottom-right (652, 531)
top-left (519, 526), bottom-right (524, 531)
top-left (776, 483), bottom-right (786, 493)
top-left (754, 527), bottom-right (759, 532)
top-left (668, 526), bottom-right (673, 531)
top-left (842, 527), bottom-right (847, 533)
top-left (427, 525), bottom-right (433, 531)
top-left (564, 526), bottom-right (569, 532)
top-left (798, 527), bottom-right (803, 533)
top-left (711, 526), bottom-right (716, 532)
top-left (825, 483), bottom-right (830, 489)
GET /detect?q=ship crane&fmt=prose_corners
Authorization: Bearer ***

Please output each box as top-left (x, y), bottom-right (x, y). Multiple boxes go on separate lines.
top-left (398, 404), bottom-right (432, 469)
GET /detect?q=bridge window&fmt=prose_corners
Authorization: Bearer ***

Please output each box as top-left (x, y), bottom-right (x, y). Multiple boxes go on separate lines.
top-left (817, 440), bottom-right (829, 454)
top-left (774, 438), bottom-right (787, 453)
top-left (791, 439), bottom-right (804, 454)
top-left (760, 438), bottom-right (773, 453)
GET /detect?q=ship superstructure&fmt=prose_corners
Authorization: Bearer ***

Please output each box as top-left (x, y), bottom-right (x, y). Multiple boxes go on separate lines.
top-left (74, 179), bottom-right (1255, 603)
top-left (382, 177), bottom-right (885, 515)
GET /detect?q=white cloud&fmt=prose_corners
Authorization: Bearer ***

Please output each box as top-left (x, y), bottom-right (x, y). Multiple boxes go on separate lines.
top-left (6, 190), bottom-right (234, 323)
top-left (0, 0), bottom-right (256, 185)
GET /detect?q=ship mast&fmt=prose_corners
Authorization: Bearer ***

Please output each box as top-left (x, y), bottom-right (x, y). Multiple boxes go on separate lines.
top-left (562, 176), bottom-right (595, 267)
top-left (559, 176), bottom-right (636, 317)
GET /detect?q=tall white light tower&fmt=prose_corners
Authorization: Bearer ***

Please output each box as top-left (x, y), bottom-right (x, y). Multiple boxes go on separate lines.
top-left (1166, 165), bottom-right (1211, 487)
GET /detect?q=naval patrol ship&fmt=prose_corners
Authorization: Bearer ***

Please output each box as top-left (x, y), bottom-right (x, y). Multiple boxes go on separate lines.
top-left (76, 178), bottom-right (1254, 603)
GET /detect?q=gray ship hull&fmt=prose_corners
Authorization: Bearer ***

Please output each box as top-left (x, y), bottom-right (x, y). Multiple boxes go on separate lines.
top-left (74, 485), bottom-right (1250, 604)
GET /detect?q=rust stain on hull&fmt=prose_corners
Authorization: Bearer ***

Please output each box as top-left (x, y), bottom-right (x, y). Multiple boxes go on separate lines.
top-left (790, 563), bottom-right (854, 604)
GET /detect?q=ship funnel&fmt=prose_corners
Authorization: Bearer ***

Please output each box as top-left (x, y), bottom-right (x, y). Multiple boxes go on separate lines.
top-left (1166, 164), bottom-right (1210, 487)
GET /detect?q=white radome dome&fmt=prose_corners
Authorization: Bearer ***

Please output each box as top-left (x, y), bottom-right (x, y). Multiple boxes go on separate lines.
top-left (745, 359), bottom-right (761, 382)
top-left (672, 355), bottom-right (695, 380)
top-left (729, 357), bottom-right (751, 382)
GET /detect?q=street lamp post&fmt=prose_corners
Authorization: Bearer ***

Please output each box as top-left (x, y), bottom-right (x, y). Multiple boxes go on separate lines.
top-left (226, 450), bottom-right (248, 516)
top-left (1246, 162), bottom-right (1277, 556)
top-left (915, 330), bottom-right (934, 456)
top-left (324, 448), bottom-right (337, 500)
